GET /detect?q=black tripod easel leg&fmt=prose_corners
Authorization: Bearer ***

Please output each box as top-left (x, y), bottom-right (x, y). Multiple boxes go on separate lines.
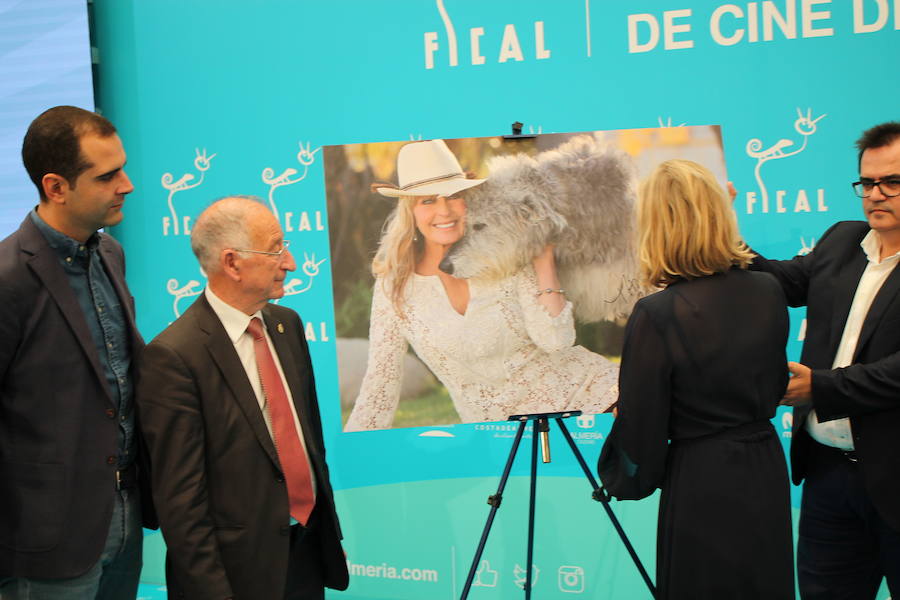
top-left (524, 418), bottom-right (543, 599)
top-left (460, 420), bottom-right (528, 600)
top-left (555, 417), bottom-right (658, 599)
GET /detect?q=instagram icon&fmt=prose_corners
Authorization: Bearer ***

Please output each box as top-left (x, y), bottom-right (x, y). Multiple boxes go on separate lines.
top-left (558, 565), bottom-right (585, 593)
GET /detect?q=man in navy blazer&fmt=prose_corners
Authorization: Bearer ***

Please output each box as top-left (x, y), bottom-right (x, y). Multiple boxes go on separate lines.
top-left (137, 197), bottom-right (348, 600)
top-left (750, 122), bottom-right (900, 598)
top-left (0, 106), bottom-right (155, 598)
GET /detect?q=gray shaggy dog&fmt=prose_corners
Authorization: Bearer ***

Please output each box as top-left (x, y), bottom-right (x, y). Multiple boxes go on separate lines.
top-left (439, 135), bottom-right (642, 323)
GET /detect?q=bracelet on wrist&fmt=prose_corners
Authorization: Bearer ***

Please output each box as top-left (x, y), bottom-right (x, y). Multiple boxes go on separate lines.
top-left (535, 288), bottom-right (565, 297)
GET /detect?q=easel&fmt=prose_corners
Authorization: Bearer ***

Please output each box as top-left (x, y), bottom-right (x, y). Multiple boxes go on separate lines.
top-left (459, 411), bottom-right (657, 599)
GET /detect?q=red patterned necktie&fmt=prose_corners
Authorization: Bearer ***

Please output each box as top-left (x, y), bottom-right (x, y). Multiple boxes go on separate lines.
top-left (247, 317), bottom-right (315, 525)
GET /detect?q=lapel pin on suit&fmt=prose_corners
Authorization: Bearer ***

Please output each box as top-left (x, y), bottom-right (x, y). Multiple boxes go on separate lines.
top-left (277, 323), bottom-right (284, 334)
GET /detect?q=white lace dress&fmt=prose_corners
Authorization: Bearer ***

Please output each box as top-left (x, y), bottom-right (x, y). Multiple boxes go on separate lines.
top-left (344, 268), bottom-right (619, 431)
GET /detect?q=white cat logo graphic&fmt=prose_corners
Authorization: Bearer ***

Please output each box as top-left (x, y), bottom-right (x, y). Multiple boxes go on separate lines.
top-left (273, 252), bottom-right (328, 304)
top-left (794, 236), bottom-right (816, 347)
top-left (746, 108), bottom-right (825, 207)
top-left (782, 411), bottom-right (793, 431)
top-left (798, 236), bottom-right (816, 256)
top-left (658, 116), bottom-right (686, 128)
top-left (167, 278), bottom-right (203, 318)
top-left (162, 148), bottom-right (216, 235)
top-left (781, 411), bottom-right (793, 439)
top-left (427, 0), bottom-right (557, 67)
top-left (261, 141), bottom-right (320, 221)
top-left (166, 253), bottom-right (325, 315)
top-left (433, 0), bottom-right (458, 66)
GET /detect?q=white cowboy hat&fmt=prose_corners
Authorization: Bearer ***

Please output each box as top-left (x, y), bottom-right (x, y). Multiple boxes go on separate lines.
top-left (376, 139), bottom-right (486, 197)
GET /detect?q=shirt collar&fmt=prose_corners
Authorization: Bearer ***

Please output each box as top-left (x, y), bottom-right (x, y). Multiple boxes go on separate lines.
top-left (204, 286), bottom-right (265, 344)
top-left (30, 208), bottom-right (99, 261)
top-left (860, 229), bottom-right (900, 264)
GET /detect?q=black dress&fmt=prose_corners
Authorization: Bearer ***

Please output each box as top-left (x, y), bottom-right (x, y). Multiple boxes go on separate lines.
top-left (597, 268), bottom-right (794, 599)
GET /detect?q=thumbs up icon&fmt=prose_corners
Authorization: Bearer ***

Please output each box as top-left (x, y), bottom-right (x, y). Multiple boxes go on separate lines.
top-left (473, 560), bottom-right (498, 587)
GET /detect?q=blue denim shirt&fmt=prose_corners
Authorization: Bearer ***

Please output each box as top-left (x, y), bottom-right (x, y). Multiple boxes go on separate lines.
top-left (30, 210), bottom-right (135, 469)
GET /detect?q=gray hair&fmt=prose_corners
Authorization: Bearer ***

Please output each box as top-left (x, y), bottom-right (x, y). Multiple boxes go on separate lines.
top-left (190, 195), bottom-right (267, 273)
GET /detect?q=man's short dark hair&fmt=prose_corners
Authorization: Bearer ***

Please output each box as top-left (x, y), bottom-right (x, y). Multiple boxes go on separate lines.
top-left (21, 106), bottom-right (117, 199)
top-left (856, 121), bottom-right (900, 170)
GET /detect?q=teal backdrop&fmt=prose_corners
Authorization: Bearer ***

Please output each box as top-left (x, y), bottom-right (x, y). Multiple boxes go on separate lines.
top-left (86, 1), bottom-right (899, 598)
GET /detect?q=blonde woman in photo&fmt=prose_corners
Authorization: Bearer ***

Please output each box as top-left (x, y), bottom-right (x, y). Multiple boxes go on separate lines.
top-left (344, 139), bottom-right (618, 431)
top-left (597, 160), bottom-right (794, 599)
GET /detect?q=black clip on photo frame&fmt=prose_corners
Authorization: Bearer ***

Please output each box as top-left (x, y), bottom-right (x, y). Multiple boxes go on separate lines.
top-left (502, 121), bottom-right (537, 140)
top-left (459, 411), bottom-right (658, 600)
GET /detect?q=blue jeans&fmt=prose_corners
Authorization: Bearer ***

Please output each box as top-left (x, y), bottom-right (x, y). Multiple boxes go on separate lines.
top-left (0, 489), bottom-right (142, 600)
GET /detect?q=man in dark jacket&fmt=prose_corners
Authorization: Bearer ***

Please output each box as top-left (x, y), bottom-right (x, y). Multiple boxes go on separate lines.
top-left (0, 106), bottom-right (155, 599)
top-left (137, 196), bottom-right (349, 600)
top-left (750, 122), bottom-right (900, 599)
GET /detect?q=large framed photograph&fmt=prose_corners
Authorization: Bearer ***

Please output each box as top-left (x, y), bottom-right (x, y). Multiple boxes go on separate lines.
top-left (324, 125), bottom-right (727, 431)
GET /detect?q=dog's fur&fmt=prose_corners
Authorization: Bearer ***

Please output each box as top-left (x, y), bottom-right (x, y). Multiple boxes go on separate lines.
top-left (439, 135), bottom-right (642, 323)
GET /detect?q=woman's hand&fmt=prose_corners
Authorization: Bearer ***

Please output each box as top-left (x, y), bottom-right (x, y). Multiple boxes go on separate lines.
top-left (532, 244), bottom-right (565, 317)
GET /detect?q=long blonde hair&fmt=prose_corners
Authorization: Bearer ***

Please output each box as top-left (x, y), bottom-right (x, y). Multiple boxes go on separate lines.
top-left (638, 159), bottom-right (752, 288)
top-left (372, 195), bottom-right (422, 314)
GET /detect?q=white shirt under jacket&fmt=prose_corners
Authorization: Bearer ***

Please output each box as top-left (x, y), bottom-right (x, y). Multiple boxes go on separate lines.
top-left (807, 229), bottom-right (900, 450)
top-left (345, 266), bottom-right (619, 431)
top-left (204, 286), bottom-right (316, 498)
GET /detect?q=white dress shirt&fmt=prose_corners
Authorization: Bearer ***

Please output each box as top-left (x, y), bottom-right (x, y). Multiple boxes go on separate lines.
top-left (807, 230), bottom-right (900, 450)
top-left (205, 287), bottom-right (317, 501)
